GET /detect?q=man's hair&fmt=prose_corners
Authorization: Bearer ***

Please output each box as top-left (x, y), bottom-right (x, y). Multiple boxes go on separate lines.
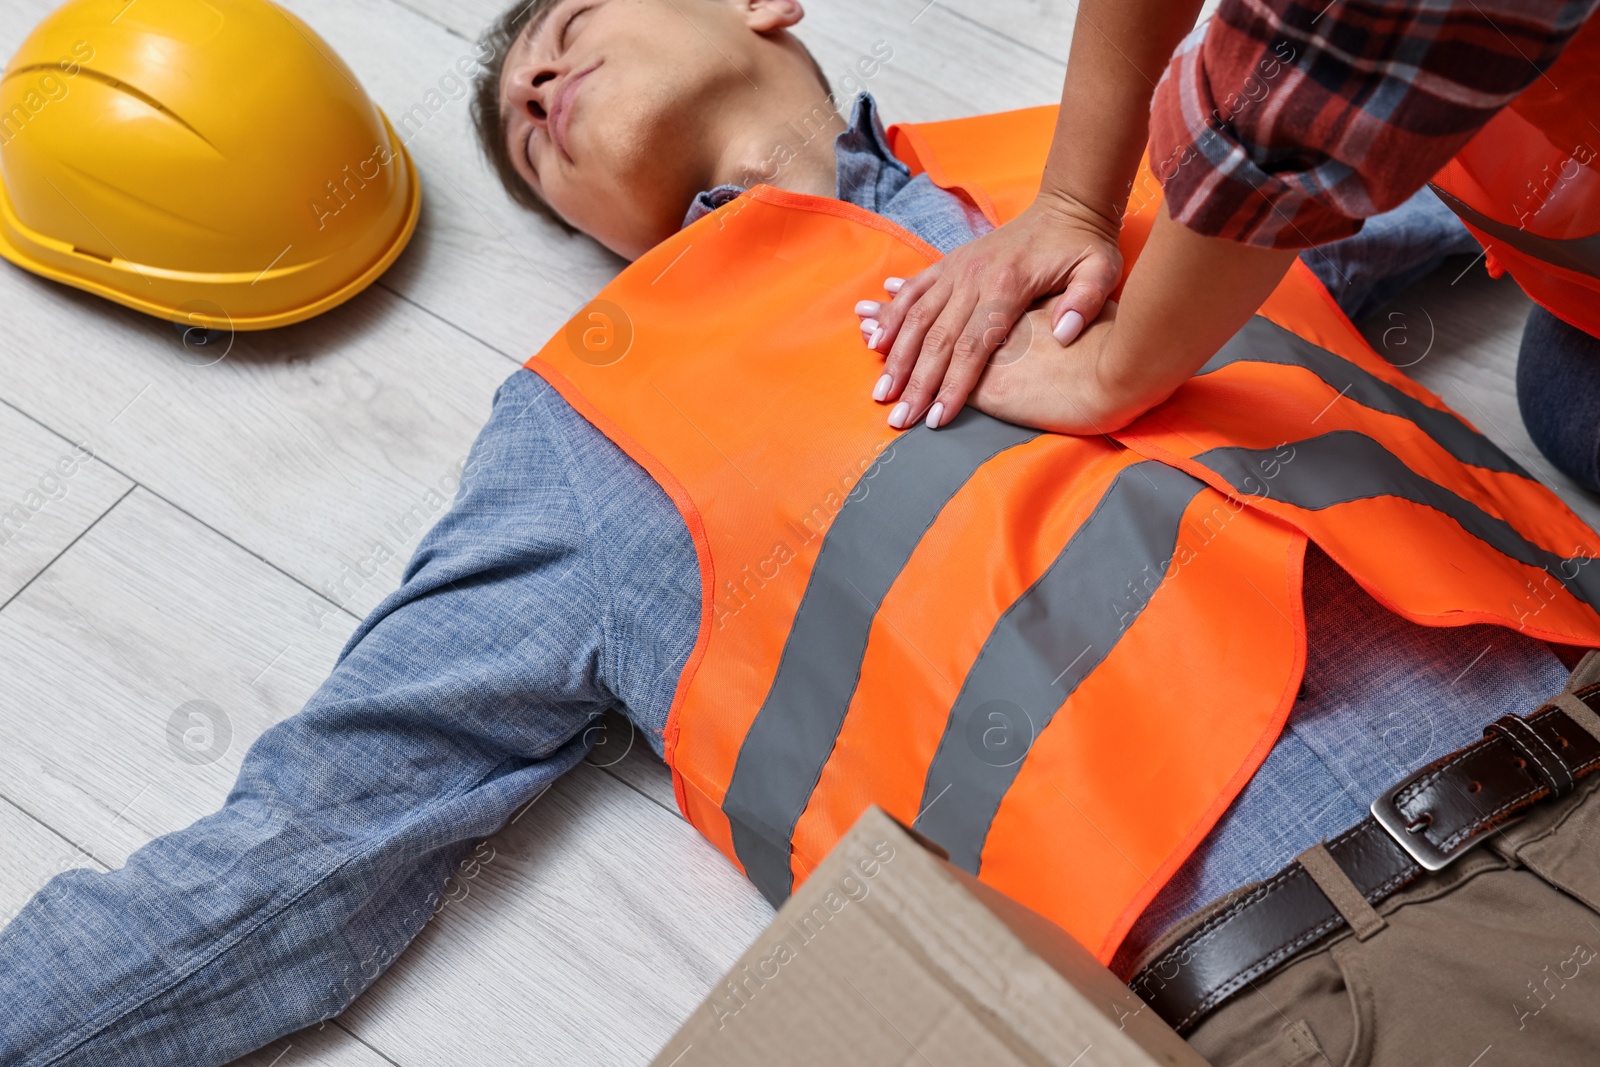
top-left (471, 0), bottom-right (832, 222)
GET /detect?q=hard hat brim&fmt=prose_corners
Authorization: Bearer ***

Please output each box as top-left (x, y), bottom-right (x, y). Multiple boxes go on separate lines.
top-left (0, 113), bottom-right (423, 332)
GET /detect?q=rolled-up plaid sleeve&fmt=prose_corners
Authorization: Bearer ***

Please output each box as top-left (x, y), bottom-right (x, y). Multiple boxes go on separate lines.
top-left (1147, 0), bottom-right (1600, 248)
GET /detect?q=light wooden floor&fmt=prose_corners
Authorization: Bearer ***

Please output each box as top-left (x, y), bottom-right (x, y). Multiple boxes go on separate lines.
top-left (1, 2), bottom-right (1596, 1065)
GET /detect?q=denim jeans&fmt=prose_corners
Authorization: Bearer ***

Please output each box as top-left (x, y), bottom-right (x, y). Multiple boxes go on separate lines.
top-left (1298, 185), bottom-right (1482, 323)
top-left (1518, 304), bottom-right (1600, 491)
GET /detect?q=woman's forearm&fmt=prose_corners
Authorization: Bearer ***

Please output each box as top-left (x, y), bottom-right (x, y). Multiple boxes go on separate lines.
top-left (1038, 0), bottom-right (1208, 228)
top-left (862, 0), bottom-right (1212, 430)
top-left (1095, 208), bottom-right (1299, 424)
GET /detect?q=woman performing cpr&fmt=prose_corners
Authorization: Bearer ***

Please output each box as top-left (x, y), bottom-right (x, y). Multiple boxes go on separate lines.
top-left (860, 0), bottom-right (1600, 482)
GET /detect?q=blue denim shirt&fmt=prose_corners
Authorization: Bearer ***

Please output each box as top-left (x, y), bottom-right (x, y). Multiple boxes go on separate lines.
top-left (350, 95), bottom-right (1567, 953)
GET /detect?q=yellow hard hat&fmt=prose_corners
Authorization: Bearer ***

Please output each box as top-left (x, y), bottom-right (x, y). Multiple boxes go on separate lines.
top-left (0, 0), bottom-right (420, 330)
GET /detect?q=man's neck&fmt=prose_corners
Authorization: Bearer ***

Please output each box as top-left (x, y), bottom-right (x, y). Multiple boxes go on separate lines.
top-left (703, 84), bottom-right (844, 200)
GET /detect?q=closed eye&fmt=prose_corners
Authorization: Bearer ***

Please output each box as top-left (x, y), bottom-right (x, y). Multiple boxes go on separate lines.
top-left (559, 5), bottom-right (593, 51)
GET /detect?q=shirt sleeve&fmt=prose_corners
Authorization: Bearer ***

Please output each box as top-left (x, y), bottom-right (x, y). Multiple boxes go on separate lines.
top-left (1147, 0), bottom-right (1600, 248)
top-left (0, 371), bottom-right (639, 1052)
top-left (323, 369), bottom-right (619, 745)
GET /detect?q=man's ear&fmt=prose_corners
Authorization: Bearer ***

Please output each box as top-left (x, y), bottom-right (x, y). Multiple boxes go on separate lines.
top-left (740, 0), bottom-right (804, 33)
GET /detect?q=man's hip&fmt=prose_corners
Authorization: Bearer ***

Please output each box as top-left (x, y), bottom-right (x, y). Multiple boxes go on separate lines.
top-left (1132, 655), bottom-right (1600, 1064)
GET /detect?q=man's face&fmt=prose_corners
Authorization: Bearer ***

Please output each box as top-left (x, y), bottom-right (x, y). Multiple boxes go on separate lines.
top-left (498, 0), bottom-right (759, 259)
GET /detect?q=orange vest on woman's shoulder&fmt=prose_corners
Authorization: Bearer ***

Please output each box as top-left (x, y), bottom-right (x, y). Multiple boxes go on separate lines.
top-left (528, 106), bottom-right (1600, 963)
top-left (1431, 14), bottom-right (1600, 337)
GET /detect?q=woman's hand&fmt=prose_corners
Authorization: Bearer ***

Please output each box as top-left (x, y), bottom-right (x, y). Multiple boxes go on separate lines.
top-left (857, 205), bottom-right (1303, 439)
top-left (853, 193), bottom-right (1124, 430)
top-left (961, 300), bottom-right (1150, 436)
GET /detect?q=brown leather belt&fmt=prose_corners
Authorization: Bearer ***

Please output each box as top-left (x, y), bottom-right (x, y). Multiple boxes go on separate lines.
top-left (1129, 683), bottom-right (1600, 1036)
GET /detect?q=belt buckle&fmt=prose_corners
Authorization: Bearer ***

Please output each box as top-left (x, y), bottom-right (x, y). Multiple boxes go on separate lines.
top-left (1370, 776), bottom-right (1468, 872)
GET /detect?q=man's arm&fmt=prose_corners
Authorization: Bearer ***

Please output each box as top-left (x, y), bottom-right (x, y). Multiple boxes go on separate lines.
top-left (0, 371), bottom-right (661, 1064)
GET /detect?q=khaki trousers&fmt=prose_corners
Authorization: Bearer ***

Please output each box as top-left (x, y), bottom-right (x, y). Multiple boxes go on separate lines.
top-left (1188, 771), bottom-right (1600, 1066)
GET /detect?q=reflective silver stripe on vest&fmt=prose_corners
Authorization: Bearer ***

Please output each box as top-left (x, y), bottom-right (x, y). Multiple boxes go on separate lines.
top-left (1196, 316), bottom-right (1532, 480)
top-left (1198, 430), bottom-right (1600, 608)
top-left (914, 462), bottom-right (1207, 873)
top-left (724, 409), bottom-right (1041, 906)
top-left (1432, 184), bottom-right (1600, 281)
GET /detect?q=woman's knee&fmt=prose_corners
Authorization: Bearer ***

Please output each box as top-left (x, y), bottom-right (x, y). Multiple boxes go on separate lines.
top-left (1517, 305), bottom-right (1600, 491)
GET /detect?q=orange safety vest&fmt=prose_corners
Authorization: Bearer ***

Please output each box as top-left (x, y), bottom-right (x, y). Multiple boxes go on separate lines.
top-left (528, 107), bottom-right (1600, 963)
top-left (1430, 13), bottom-right (1600, 337)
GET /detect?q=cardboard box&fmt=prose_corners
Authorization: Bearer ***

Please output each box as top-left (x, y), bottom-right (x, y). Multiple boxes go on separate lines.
top-left (653, 807), bottom-right (1207, 1066)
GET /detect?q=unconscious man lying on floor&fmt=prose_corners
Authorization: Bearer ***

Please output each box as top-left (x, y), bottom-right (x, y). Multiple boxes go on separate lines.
top-left (5, 1), bottom-right (1600, 1064)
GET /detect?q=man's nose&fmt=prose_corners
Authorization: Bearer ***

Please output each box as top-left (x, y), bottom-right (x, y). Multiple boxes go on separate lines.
top-left (505, 59), bottom-right (561, 127)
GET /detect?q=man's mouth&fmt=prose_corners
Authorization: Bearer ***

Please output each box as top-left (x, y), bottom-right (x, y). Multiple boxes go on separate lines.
top-left (550, 59), bottom-right (601, 161)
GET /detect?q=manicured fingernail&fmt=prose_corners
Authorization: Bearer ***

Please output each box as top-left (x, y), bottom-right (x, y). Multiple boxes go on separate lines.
top-left (869, 327), bottom-right (884, 350)
top-left (888, 401), bottom-right (910, 428)
top-left (860, 317), bottom-right (880, 337)
top-left (855, 300), bottom-right (881, 317)
top-left (925, 401), bottom-right (944, 429)
top-left (873, 373), bottom-right (893, 401)
top-left (1053, 309), bottom-right (1085, 345)
top-left (884, 277), bottom-right (905, 293)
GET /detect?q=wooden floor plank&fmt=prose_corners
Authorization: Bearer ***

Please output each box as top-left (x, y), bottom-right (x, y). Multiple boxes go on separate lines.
top-left (0, 402), bottom-right (133, 607)
top-left (340, 761), bottom-right (771, 1067)
top-left (584, 709), bottom-right (681, 815)
top-left (0, 797), bottom-right (97, 927)
top-left (0, 488), bottom-right (355, 865)
top-left (935, 0), bottom-right (1228, 63)
top-left (230, 1026), bottom-right (397, 1067)
top-left (0, 263), bottom-right (516, 620)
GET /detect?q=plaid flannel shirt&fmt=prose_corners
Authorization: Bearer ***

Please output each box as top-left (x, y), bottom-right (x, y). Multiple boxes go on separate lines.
top-left (1148, 0), bottom-right (1600, 248)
